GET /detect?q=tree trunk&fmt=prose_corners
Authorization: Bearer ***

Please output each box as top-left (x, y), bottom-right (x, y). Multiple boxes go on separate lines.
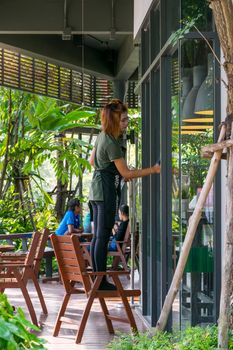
top-left (0, 90), bottom-right (12, 198)
top-left (55, 135), bottom-right (68, 221)
top-left (73, 128), bottom-right (94, 197)
top-left (210, 0), bottom-right (233, 115)
top-left (218, 123), bottom-right (233, 349)
top-left (210, 0), bottom-right (233, 345)
top-left (155, 125), bottom-right (226, 332)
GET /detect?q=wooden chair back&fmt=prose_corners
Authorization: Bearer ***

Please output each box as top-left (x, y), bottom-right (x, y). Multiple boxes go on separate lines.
top-left (108, 223), bottom-right (131, 275)
top-left (0, 229), bottom-right (50, 326)
top-left (121, 223), bottom-right (131, 253)
top-left (33, 228), bottom-right (50, 276)
top-left (22, 228), bottom-right (50, 278)
top-left (24, 231), bottom-right (41, 266)
top-left (50, 234), bottom-right (92, 293)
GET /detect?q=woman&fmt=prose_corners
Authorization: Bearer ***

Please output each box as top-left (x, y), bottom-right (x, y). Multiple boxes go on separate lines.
top-left (89, 100), bottom-right (160, 290)
top-left (55, 198), bottom-right (83, 236)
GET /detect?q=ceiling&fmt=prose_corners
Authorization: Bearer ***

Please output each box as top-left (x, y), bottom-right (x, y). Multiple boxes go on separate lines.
top-left (0, 0), bottom-right (138, 80)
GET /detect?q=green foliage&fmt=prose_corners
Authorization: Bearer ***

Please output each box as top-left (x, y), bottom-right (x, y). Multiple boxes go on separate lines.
top-left (34, 209), bottom-right (58, 231)
top-left (181, 131), bottom-right (213, 195)
top-left (172, 212), bottom-right (179, 232)
top-left (0, 187), bottom-right (34, 234)
top-left (0, 87), bottom-right (96, 230)
top-left (107, 256), bottom-right (113, 267)
top-left (107, 326), bottom-right (233, 350)
top-left (0, 293), bottom-right (46, 350)
top-left (174, 326), bottom-right (218, 350)
top-left (128, 109), bottom-right (141, 136)
top-left (170, 14), bottom-right (202, 47)
top-left (107, 331), bottom-right (173, 350)
top-left (182, 0), bottom-right (212, 32)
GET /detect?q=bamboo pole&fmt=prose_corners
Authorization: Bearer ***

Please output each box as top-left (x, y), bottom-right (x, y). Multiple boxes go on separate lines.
top-left (218, 123), bottom-right (233, 349)
top-left (155, 124), bottom-right (226, 331)
top-left (202, 139), bottom-right (233, 153)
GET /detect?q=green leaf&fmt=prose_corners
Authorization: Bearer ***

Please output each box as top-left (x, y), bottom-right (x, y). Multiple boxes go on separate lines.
top-left (43, 190), bottom-right (54, 205)
top-left (31, 178), bottom-right (54, 205)
top-left (64, 109), bottom-right (96, 121)
top-left (37, 110), bottom-right (64, 131)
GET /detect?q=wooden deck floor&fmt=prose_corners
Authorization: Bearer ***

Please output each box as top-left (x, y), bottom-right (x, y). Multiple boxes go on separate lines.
top-left (5, 275), bottom-right (147, 350)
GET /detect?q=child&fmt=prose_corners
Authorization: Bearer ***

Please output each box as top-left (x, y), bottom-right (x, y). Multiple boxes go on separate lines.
top-left (55, 198), bottom-right (83, 236)
top-left (109, 204), bottom-right (129, 251)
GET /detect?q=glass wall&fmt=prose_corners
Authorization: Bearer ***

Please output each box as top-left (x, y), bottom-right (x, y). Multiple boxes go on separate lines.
top-left (180, 40), bottom-right (215, 327)
top-left (138, 0), bottom-right (220, 329)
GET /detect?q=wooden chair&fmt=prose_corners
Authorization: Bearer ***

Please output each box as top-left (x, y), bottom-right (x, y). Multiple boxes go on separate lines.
top-left (0, 228), bottom-right (50, 326)
top-left (108, 223), bottom-right (131, 278)
top-left (50, 233), bottom-right (141, 344)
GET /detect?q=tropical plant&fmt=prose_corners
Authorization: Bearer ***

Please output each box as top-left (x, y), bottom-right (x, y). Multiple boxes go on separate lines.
top-left (0, 293), bottom-right (46, 349)
top-left (0, 87), bottom-right (97, 225)
top-left (107, 326), bottom-right (233, 350)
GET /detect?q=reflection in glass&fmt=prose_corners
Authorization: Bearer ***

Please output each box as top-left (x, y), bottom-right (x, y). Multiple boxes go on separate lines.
top-left (180, 40), bottom-right (214, 328)
top-left (194, 53), bottom-right (214, 117)
top-left (181, 0), bottom-right (213, 32)
top-left (182, 65), bottom-right (206, 122)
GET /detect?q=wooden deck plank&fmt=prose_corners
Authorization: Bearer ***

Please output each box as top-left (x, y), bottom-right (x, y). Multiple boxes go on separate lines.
top-left (4, 274), bottom-right (147, 350)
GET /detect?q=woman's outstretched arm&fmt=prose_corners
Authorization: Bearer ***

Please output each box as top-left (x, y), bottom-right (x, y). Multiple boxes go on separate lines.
top-left (114, 158), bottom-right (160, 180)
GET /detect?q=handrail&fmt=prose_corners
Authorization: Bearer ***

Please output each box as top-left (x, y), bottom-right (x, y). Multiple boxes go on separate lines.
top-left (0, 231), bottom-right (55, 241)
top-left (0, 232), bottom-right (33, 240)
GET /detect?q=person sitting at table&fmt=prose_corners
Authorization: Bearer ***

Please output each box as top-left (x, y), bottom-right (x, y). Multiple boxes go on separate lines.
top-left (108, 204), bottom-right (129, 251)
top-left (55, 198), bottom-right (84, 236)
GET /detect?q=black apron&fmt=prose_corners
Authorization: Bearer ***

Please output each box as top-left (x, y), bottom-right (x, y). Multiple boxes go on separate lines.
top-left (94, 162), bottom-right (121, 229)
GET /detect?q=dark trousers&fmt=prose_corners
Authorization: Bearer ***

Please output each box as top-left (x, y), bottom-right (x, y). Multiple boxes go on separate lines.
top-left (90, 201), bottom-right (112, 272)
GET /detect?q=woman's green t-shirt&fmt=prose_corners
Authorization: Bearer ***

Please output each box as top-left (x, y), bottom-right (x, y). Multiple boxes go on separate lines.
top-left (89, 132), bottom-right (122, 201)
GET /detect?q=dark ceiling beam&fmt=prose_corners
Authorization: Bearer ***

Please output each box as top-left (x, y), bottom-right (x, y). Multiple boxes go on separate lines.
top-left (0, 0), bottom-right (133, 35)
top-left (115, 35), bottom-right (139, 80)
top-left (0, 35), bottom-right (114, 78)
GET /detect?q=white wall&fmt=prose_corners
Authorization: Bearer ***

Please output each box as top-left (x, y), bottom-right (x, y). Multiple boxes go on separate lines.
top-left (134, 0), bottom-right (153, 38)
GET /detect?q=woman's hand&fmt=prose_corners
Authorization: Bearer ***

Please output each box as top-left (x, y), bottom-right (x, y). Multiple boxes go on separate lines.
top-left (151, 163), bottom-right (161, 174)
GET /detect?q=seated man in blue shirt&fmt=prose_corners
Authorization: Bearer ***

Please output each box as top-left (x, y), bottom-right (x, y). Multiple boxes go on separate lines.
top-left (56, 198), bottom-right (83, 236)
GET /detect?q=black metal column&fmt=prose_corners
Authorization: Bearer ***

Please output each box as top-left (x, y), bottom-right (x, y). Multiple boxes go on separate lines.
top-left (113, 80), bottom-right (126, 102)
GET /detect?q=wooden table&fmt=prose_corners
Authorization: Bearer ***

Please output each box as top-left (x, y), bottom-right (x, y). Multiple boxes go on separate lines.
top-left (79, 232), bottom-right (93, 241)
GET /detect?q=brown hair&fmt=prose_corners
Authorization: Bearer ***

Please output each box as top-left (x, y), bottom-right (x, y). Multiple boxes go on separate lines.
top-left (101, 99), bottom-right (128, 138)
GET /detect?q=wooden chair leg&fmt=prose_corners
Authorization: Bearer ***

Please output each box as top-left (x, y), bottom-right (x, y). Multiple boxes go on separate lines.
top-left (31, 272), bottom-right (48, 314)
top-left (53, 293), bottom-right (71, 336)
top-left (119, 253), bottom-right (130, 280)
top-left (112, 275), bottom-right (138, 332)
top-left (14, 269), bottom-right (38, 326)
top-left (112, 256), bottom-right (120, 270)
top-left (75, 276), bottom-right (102, 344)
top-left (98, 297), bottom-right (114, 334)
top-left (82, 246), bottom-right (92, 267)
